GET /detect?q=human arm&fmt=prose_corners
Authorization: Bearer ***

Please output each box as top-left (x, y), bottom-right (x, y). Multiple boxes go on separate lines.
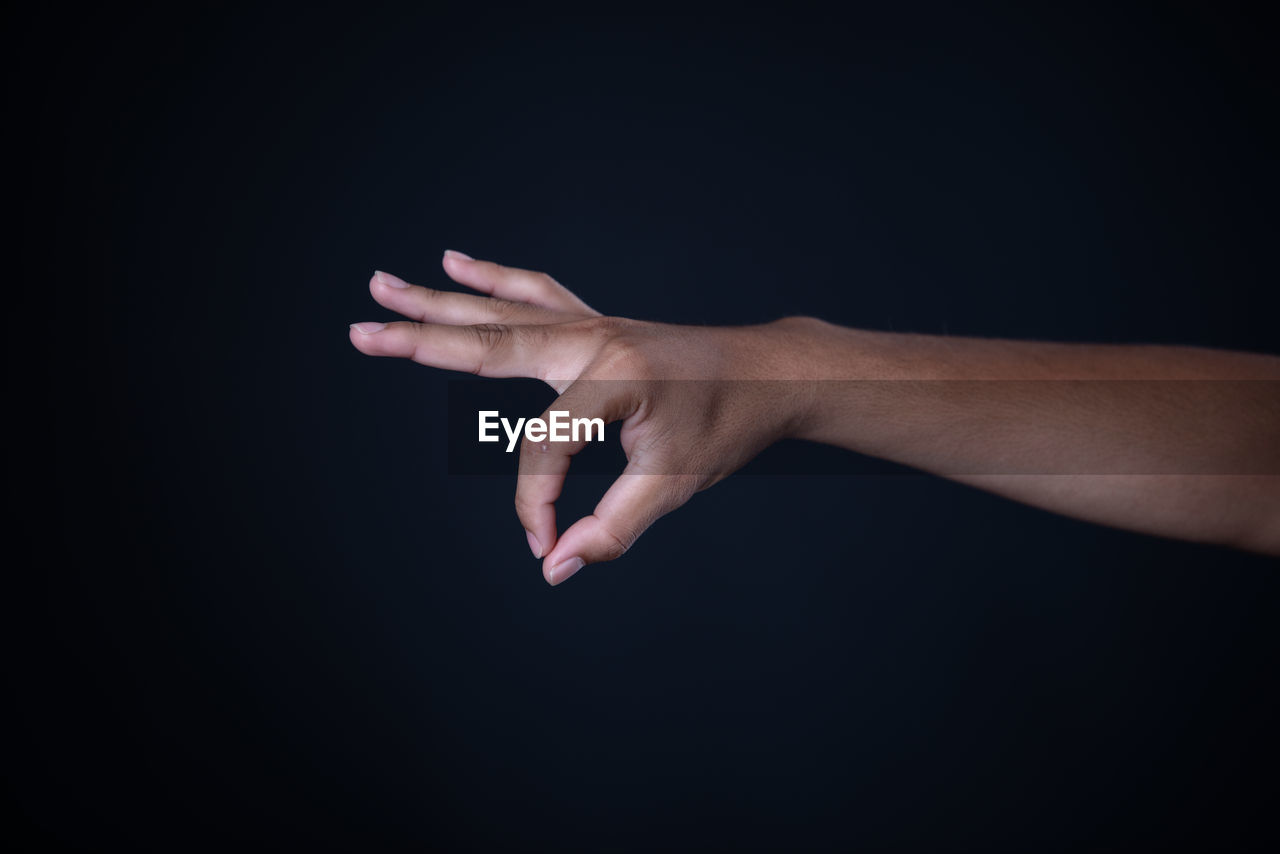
top-left (349, 252), bottom-right (1280, 583)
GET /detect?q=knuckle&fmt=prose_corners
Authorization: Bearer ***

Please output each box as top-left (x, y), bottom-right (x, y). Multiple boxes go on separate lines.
top-left (489, 298), bottom-right (520, 321)
top-left (417, 287), bottom-right (450, 315)
top-left (502, 297), bottom-right (551, 325)
top-left (773, 315), bottom-right (828, 334)
top-left (466, 323), bottom-right (508, 374)
top-left (513, 489), bottom-right (538, 519)
top-left (597, 335), bottom-right (654, 379)
top-left (597, 524), bottom-right (633, 560)
top-left (470, 323), bottom-right (508, 350)
top-left (406, 322), bottom-right (431, 361)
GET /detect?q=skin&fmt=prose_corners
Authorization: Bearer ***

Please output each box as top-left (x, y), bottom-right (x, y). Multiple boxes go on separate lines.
top-left (350, 250), bottom-right (1280, 584)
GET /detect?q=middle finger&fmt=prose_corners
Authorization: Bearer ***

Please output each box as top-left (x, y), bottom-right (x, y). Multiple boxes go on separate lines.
top-left (370, 270), bottom-right (564, 326)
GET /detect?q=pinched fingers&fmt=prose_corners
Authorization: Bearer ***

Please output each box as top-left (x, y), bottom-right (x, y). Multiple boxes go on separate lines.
top-left (540, 469), bottom-right (698, 586)
top-left (515, 381), bottom-right (641, 561)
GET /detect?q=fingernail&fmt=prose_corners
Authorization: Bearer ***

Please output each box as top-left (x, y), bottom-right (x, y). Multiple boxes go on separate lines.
top-left (547, 556), bottom-right (584, 586)
top-left (350, 322), bottom-right (386, 334)
top-left (374, 270), bottom-right (410, 288)
top-left (522, 530), bottom-right (542, 558)
top-left (443, 249), bottom-right (473, 261)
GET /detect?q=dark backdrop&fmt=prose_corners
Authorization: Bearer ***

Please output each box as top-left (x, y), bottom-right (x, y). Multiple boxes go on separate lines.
top-left (12, 2), bottom-right (1280, 850)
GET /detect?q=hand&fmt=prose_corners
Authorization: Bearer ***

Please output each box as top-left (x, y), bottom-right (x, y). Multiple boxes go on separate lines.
top-left (349, 251), bottom-right (817, 584)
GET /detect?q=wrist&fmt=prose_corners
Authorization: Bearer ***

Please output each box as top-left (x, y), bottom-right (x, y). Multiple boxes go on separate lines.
top-left (757, 316), bottom-right (864, 441)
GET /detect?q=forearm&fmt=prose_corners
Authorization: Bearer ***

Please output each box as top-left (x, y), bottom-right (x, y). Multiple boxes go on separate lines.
top-left (351, 252), bottom-right (1279, 579)
top-left (775, 319), bottom-right (1280, 554)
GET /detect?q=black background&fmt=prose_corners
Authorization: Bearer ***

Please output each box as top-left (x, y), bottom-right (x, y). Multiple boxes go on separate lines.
top-left (12, 2), bottom-right (1280, 850)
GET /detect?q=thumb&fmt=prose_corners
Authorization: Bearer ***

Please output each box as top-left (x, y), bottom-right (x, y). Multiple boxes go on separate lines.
top-left (540, 468), bottom-right (697, 586)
